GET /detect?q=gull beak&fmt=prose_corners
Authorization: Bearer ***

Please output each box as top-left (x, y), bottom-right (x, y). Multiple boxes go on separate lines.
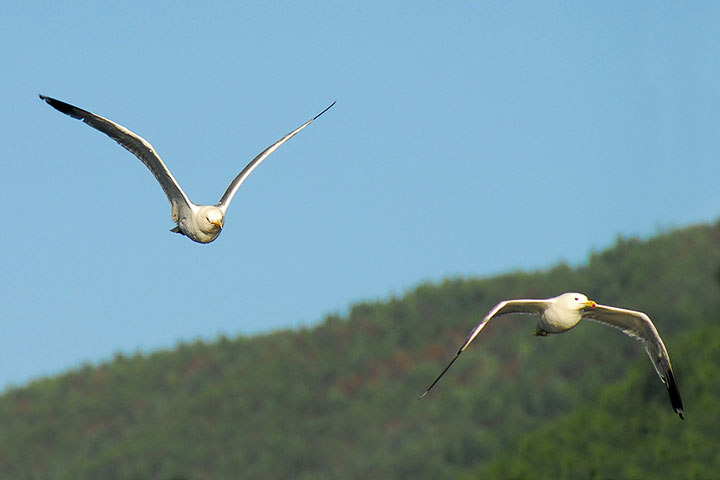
top-left (212, 220), bottom-right (223, 229)
top-left (584, 300), bottom-right (597, 308)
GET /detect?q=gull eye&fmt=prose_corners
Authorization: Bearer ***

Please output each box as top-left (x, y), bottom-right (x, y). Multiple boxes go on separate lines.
top-left (574, 297), bottom-right (579, 301)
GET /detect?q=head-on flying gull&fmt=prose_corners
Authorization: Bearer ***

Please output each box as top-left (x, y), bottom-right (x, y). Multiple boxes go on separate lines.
top-left (420, 292), bottom-right (684, 419)
top-left (40, 94), bottom-right (335, 244)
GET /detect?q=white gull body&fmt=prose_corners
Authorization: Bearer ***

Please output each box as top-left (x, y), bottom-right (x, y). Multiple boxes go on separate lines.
top-left (421, 292), bottom-right (684, 419)
top-left (40, 95), bottom-right (335, 244)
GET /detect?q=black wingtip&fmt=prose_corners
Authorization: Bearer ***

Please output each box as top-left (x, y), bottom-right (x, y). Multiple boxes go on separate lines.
top-left (666, 371), bottom-right (685, 420)
top-left (39, 94), bottom-right (55, 107)
top-left (39, 94), bottom-right (77, 116)
top-left (419, 350), bottom-right (463, 400)
top-left (313, 100), bottom-right (336, 121)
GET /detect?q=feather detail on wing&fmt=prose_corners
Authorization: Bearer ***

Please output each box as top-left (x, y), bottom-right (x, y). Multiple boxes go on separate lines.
top-left (420, 299), bottom-right (548, 398)
top-left (40, 95), bottom-right (192, 212)
top-left (217, 101), bottom-right (336, 212)
top-left (582, 304), bottom-right (684, 419)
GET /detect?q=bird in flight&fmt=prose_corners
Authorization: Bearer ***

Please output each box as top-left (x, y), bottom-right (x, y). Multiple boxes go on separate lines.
top-left (40, 94), bottom-right (335, 243)
top-left (420, 292), bottom-right (684, 419)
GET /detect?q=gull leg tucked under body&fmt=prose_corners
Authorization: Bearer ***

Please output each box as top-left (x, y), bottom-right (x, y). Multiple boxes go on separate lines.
top-left (40, 94), bottom-right (335, 244)
top-left (421, 292), bottom-right (684, 419)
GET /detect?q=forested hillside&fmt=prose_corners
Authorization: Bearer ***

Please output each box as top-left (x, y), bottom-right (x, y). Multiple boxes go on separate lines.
top-left (1, 222), bottom-right (719, 479)
top-left (479, 324), bottom-right (720, 480)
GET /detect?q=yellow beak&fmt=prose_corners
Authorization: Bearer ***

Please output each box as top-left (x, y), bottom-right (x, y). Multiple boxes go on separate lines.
top-left (212, 220), bottom-right (223, 229)
top-left (584, 300), bottom-right (597, 308)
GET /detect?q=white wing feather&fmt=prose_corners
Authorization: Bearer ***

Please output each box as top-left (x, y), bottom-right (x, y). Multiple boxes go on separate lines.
top-left (40, 95), bottom-right (192, 215)
top-left (582, 304), bottom-right (684, 419)
top-left (420, 299), bottom-right (549, 397)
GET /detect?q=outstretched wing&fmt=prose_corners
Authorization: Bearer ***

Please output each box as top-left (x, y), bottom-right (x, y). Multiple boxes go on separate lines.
top-left (420, 299), bottom-right (548, 398)
top-left (39, 95), bottom-right (192, 214)
top-left (216, 101), bottom-right (336, 212)
top-left (582, 304), bottom-right (684, 419)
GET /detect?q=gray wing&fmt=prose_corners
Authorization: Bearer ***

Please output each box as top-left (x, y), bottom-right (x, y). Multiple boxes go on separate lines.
top-left (216, 101), bottom-right (336, 213)
top-left (420, 299), bottom-right (549, 398)
top-left (582, 304), bottom-right (684, 419)
top-left (40, 95), bottom-right (192, 214)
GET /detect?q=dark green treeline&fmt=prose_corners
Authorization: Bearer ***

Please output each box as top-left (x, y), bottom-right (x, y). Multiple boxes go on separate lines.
top-left (1, 221), bottom-right (719, 479)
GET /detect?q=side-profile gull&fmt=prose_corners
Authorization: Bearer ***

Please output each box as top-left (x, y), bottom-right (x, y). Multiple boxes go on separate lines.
top-left (40, 94), bottom-right (335, 244)
top-left (420, 292), bottom-right (684, 419)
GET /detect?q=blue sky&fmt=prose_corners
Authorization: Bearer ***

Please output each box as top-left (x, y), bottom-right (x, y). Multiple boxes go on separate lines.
top-left (2, 1), bottom-right (719, 389)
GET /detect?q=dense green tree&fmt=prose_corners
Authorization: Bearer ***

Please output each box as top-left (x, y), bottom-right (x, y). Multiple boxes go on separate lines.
top-left (0, 221), bottom-right (718, 479)
top-left (479, 324), bottom-right (720, 480)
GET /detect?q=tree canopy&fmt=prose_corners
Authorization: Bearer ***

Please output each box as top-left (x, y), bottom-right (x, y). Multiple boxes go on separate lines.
top-left (1, 221), bottom-right (718, 479)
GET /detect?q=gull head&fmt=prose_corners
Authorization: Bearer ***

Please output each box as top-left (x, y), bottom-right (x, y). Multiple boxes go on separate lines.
top-left (178, 206), bottom-right (226, 243)
top-left (542, 292), bottom-right (597, 333)
top-left (203, 207), bottom-right (224, 232)
top-left (192, 206), bottom-right (225, 241)
top-left (557, 292), bottom-right (597, 311)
